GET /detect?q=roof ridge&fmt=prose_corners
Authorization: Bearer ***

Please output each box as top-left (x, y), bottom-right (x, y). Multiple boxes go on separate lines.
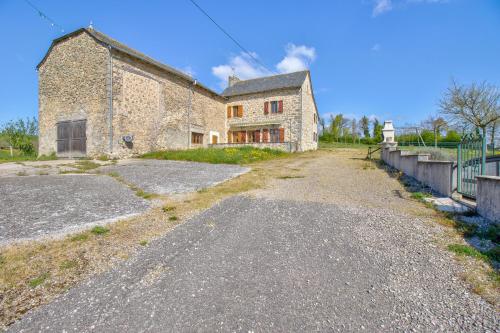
top-left (232, 70), bottom-right (309, 85)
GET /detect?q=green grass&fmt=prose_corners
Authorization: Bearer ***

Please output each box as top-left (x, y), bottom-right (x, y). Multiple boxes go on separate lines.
top-left (448, 244), bottom-right (489, 261)
top-left (70, 233), bottom-right (89, 242)
top-left (28, 272), bottom-right (49, 288)
top-left (0, 149), bottom-right (56, 164)
top-left (16, 171), bottom-right (28, 176)
top-left (59, 260), bottom-right (77, 270)
top-left (135, 189), bottom-right (157, 200)
top-left (318, 141), bottom-right (372, 150)
top-left (411, 191), bottom-right (431, 201)
top-left (141, 146), bottom-right (288, 165)
top-left (162, 205), bottom-right (176, 212)
top-left (168, 216), bottom-right (178, 221)
top-left (139, 240), bottom-right (148, 246)
top-left (90, 226), bottom-right (109, 235)
top-left (277, 175), bottom-right (305, 179)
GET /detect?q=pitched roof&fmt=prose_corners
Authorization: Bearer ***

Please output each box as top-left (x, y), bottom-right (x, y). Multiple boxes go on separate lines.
top-left (221, 71), bottom-right (308, 97)
top-left (37, 28), bottom-right (220, 97)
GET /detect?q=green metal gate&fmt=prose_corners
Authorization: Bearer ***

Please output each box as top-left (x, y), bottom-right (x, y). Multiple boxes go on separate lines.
top-left (457, 133), bottom-right (486, 199)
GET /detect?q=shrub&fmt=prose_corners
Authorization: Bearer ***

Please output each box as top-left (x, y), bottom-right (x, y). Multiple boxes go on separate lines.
top-left (91, 226), bottom-right (109, 235)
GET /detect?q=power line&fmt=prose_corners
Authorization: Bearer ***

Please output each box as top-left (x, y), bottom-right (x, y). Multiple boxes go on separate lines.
top-left (187, 0), bottom-right (273, 74)
top-left (23, 0), bottom-right (65, 33)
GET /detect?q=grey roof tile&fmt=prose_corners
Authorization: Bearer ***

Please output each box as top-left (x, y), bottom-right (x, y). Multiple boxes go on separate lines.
top-left (221, 71), bottom-right (308, 97)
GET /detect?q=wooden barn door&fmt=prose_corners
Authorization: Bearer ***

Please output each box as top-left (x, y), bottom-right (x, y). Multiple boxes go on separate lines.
top-left (56, 120), bottom-right (86, 157)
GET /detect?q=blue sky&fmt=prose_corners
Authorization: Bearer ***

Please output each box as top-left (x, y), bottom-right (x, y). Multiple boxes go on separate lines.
top-left (0, 0), bottom-right (499, 126)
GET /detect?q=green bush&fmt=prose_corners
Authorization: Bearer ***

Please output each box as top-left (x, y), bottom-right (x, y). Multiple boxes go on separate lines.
top-left (1, 117), bottom-right (38, 155)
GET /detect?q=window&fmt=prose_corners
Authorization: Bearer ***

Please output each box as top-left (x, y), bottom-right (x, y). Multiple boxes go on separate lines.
top-left (232, 106), bottom-right (239, 118)
top-left (270, 128), bottom-right (280, 143)
top-left (271, 101), bottom-right (278, 114)
top-left (191, 132), bottom-right (203, 144)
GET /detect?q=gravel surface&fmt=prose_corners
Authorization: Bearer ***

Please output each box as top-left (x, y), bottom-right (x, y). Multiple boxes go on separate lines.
top-left (0, 175), bottom-right (149, 244)
top-left (8, 150), bottom-right (499, 331)
top-left (99, 159), bottom-right (250, 194)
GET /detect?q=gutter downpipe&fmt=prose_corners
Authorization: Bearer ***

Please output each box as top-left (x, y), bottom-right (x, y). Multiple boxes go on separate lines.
top-left (108, 45), bottom-right (113, 154)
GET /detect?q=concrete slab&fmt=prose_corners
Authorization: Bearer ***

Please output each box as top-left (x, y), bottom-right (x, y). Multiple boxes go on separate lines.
top-left (0, 175), bottom-right (150, 245)
top-left (100, 159), bottom-right (250, 195)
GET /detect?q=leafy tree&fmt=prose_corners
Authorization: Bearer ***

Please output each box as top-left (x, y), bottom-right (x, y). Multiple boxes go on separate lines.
top-left (318, 117), bottom-right (326, 134)
top-left (439, 80), bottom-right (500, 140)
top-left (351, 118), bottom-right (358, 143)
top-left (359, 116), bottom-right (370, 138)
top-left (441, 130), bottom-right (461, 143)
top-left (331, 114), bottom-right (344, 142)
top-left (373, 118), bottom-right (383, 142)
top-left (1, 117), bottom-right (38, 155)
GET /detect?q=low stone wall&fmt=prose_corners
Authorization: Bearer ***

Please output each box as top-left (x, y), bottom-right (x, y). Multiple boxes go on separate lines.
top-left (416, 161), bottom-right (455, 197)
top-left (476, 176), bottom-right (500, 222)
top-left (382, 147), bottom-right (455, 196)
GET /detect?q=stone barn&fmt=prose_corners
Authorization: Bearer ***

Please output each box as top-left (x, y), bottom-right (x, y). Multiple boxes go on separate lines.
top-left (37, 27), bottom-right (319, 158)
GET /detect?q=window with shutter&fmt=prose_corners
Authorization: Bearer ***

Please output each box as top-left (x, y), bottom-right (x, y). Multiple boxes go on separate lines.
top-left (227, 106), bottom-right (232, 118)
top-left (271, 101), bottom-right (278, 114)
top-left (255, 130), bottom-right (261, 143)
top-left (262, 129), bottom-right (269, 142)
top-left (237, 105), bottom-right (243, 118)
top-left (279, 128), bottom-right (285, 143)
top-left (278, 100), bottom-right (283, 113)
top-left (264, 101), bottom-right (269, 114)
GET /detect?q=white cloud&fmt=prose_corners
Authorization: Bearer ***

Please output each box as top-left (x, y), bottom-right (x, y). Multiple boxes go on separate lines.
top-left (276, 44), bottom-right (316, 73)
top-left (373, 0), bottom-right (449, 17)
top-left (371, 43), bottom-right (381, 52)
top-left (211, 52), bottom-right (270, 88)
top-left (373, 0), bottom-right (392, 17)
top-left (212, 44), bottom-right (316, 88)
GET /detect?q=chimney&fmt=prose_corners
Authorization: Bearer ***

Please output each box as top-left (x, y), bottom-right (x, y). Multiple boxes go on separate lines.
top-left (228, 75), bottom-right (240, 87)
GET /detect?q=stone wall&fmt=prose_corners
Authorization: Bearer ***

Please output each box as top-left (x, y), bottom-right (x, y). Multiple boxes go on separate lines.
top-left (382, 147), bottom-right (456, 196)
top-left (38, 32), bottom-right (109, 157)
top-left (226, 88), bottom-right (302, 148)
top-left (105, 50), bottom-right (226, 158)
top-left (300, 74), bottom-right (319, 151)
top-left (225, 75), bottom-right (318, 152)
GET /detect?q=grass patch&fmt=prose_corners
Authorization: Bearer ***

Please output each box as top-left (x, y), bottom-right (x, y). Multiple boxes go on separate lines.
top-left (70, 233), bottom-right (89, 242)
top-left (411, 191), bottom-right (431, 201)
top-left (139, 240), bottom-right (148, 246)
top-left (59, 260), bottom-right (77, 270)
top-left (448, 244), bottom-right (489, 261)
top-left (141, 146), bottom-right (288, 165)
top-left (37, 171), bottom-right (49, 176)
top-left (28, 273), bottom-right (49, 288)
top-left (135, 189), bottom-right (157, 200)
top-left (15, 171), bottom-right (27, 176)
top-left (162, 205), bottom-right (175, 212)
top-left (277, 175), bottom-right (305, 179)
top-left (0, 149), bottom-right (57, 164)
top-left (107, 171), bottom-right (120, 178)
top-left (90, 226), bottom-right (109, 235)
top-left (96, 155), bottom-right (109, 161)
top-left (168, 216), bottom-right (178, 221)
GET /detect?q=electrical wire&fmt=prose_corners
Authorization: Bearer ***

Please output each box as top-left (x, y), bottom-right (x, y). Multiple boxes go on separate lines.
top-left (23, 0), bottom-right (65, 33)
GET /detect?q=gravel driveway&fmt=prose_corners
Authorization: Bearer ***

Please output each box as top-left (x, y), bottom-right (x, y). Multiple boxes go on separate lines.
top-left (100, 159), bottom-right (250, 194)
top-left (9, 150), bottom-right (498, 332)
top-left (0, 175), bottom-right (149, 244)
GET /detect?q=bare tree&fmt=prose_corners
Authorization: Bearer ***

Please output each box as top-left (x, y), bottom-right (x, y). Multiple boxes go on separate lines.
top-left (439, 80), bottom-right (500, 140)
top-left (423, 115), bottom-right (447, 147)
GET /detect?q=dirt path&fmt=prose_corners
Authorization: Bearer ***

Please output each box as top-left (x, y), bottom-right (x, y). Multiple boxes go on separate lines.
top-left (6, 149), bottom-right (499, 332)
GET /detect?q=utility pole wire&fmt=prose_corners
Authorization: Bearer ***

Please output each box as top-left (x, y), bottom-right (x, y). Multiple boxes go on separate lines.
top-left (187, 0), bottom-right (274, 74)
top-left (23, 0), bottom-right (65, 32)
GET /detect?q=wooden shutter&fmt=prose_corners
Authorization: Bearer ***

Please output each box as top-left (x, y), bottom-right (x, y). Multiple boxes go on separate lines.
top-left (263, 129), bottom-right (269, 143)
top-left (241, 131), bottom-right (247, 142)
top-left (278, 100), bottom-right (283, 113)
top-left (279, 128), bottom-right (285, 143)
top-left (237, 105), bottom-right (243, 118)
top-left (228, 131), bottom-right (232, 143)
top-left (255, 130), bottom-right (261, 143)
top-left (264, 101), bottom-right (269, 114)
top-left (227, 106), bottom-right (232, 118)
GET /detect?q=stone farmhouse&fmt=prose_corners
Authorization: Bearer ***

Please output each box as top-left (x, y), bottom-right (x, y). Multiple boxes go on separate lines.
top-left (37, 28), bottom-right (319, 158)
